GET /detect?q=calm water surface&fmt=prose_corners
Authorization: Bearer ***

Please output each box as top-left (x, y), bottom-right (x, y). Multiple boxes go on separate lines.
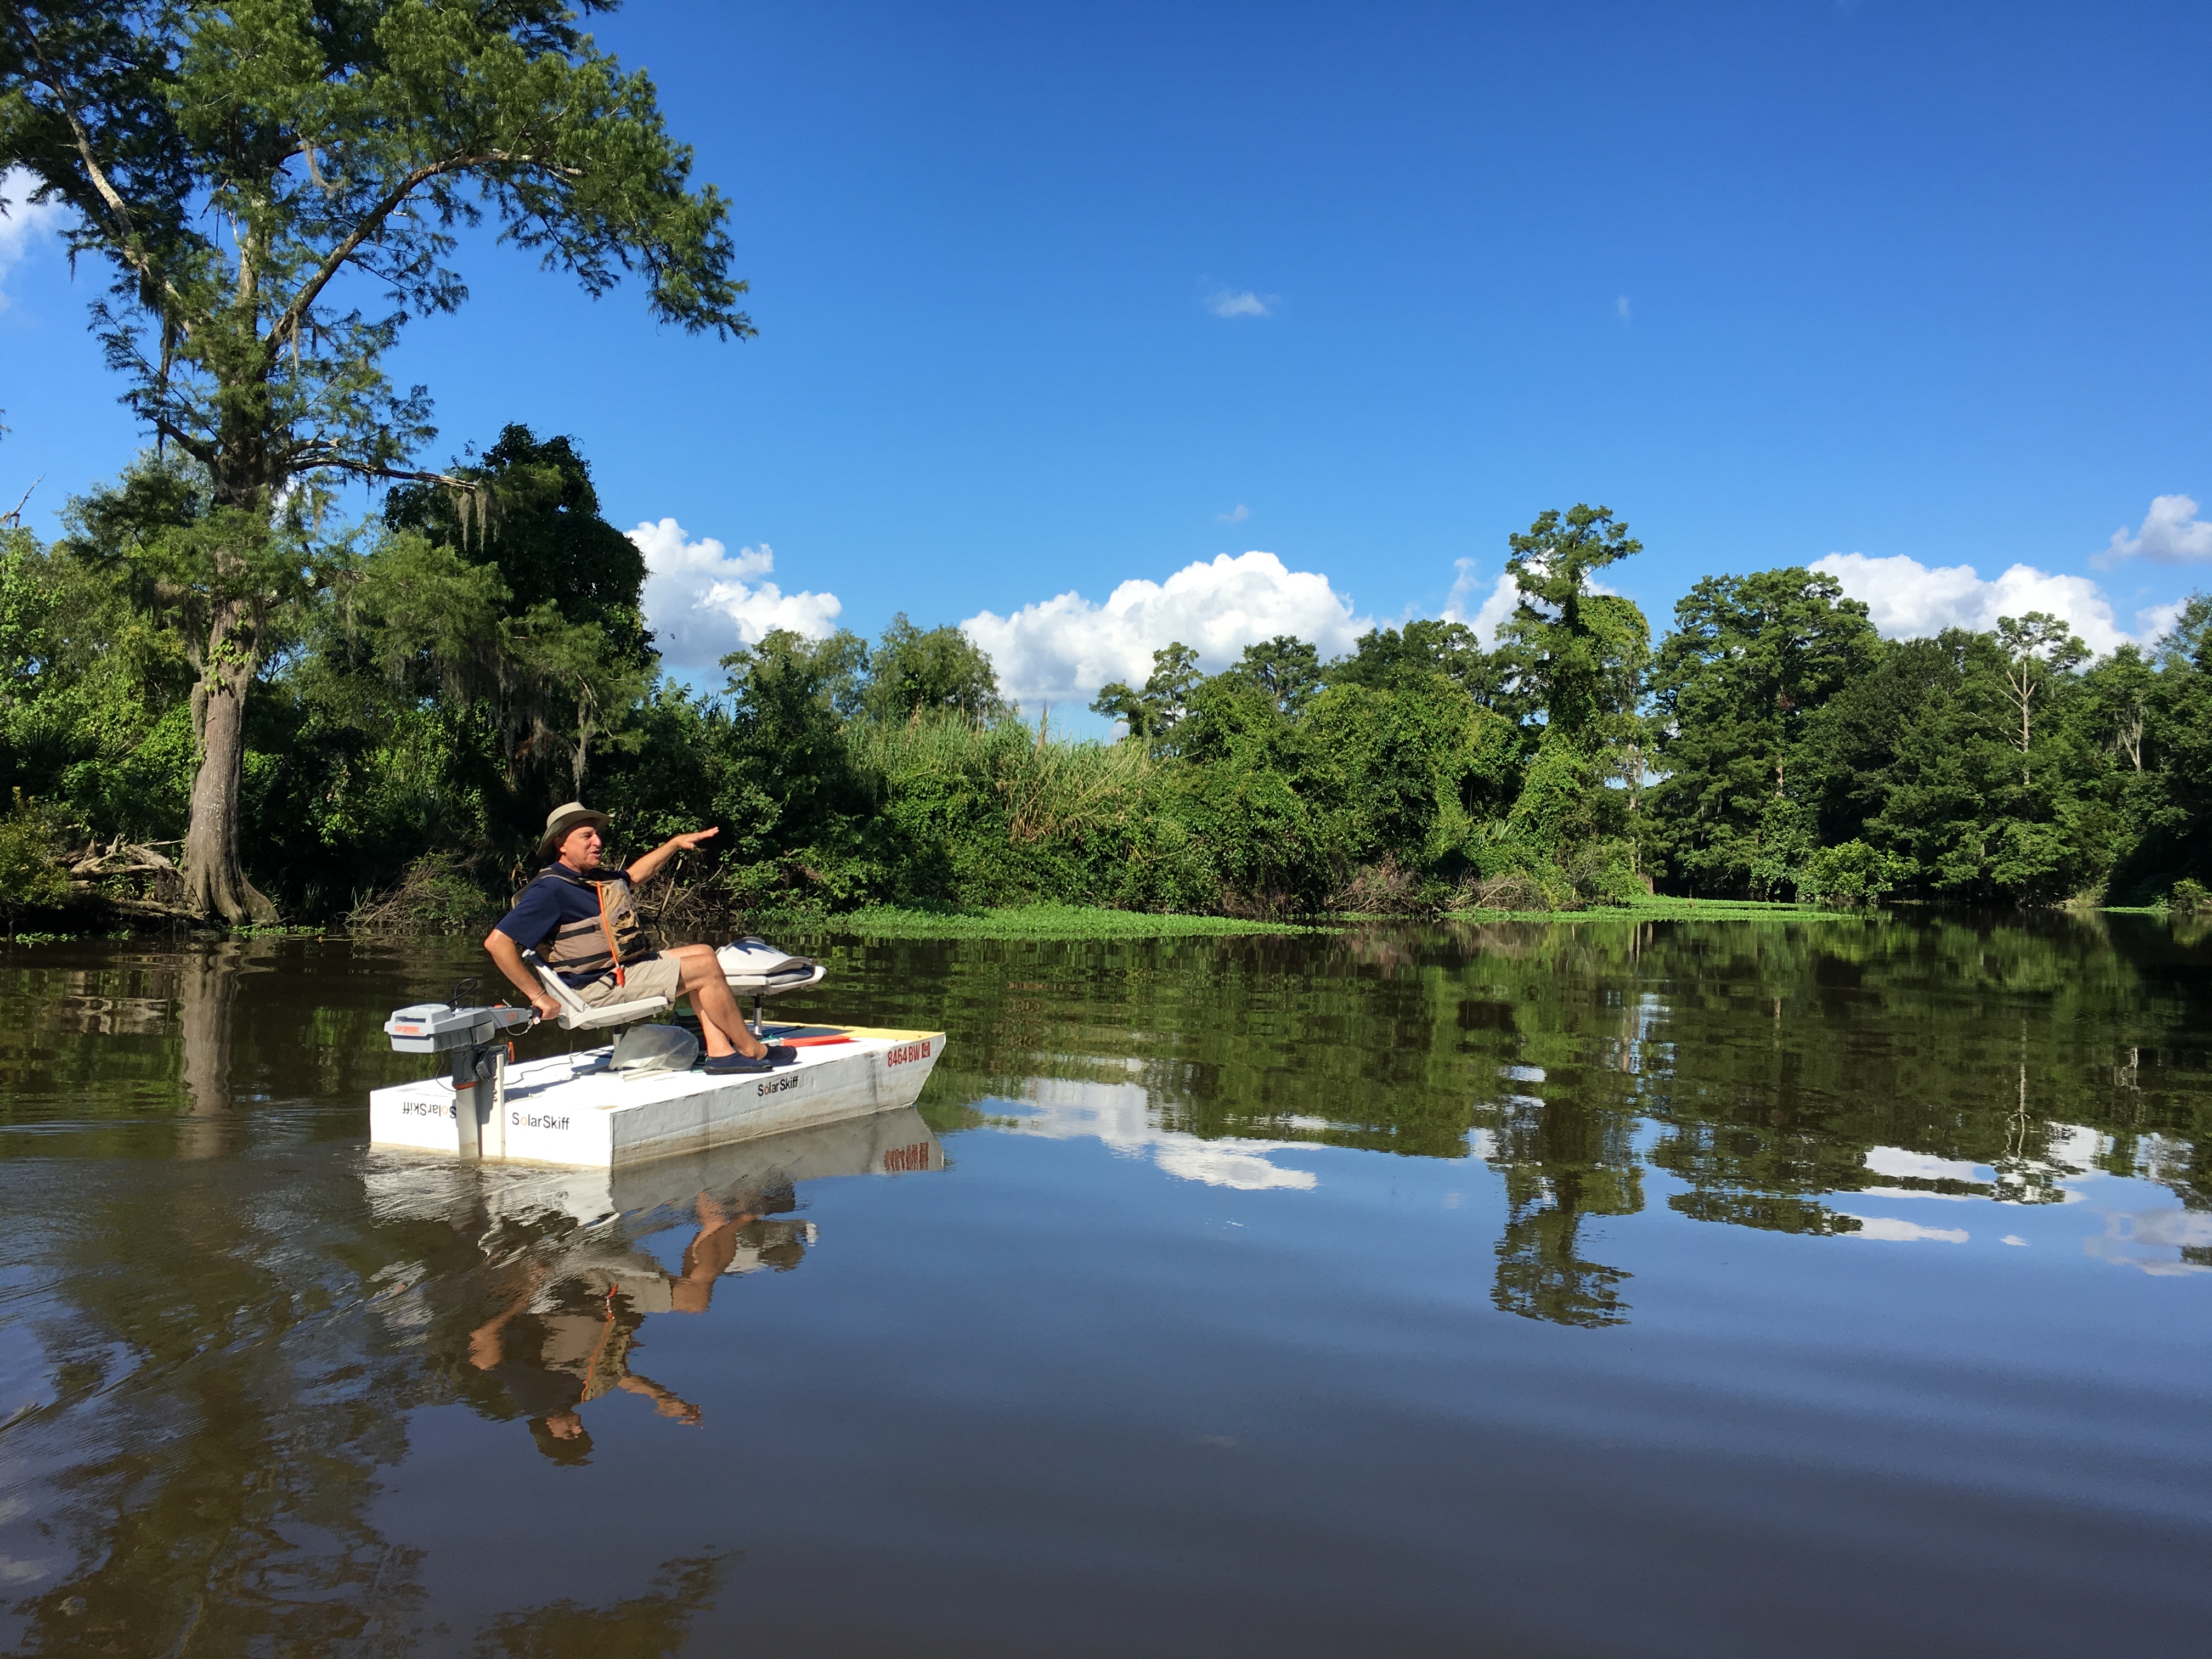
top-left (1, 916), bottom-right (2207, 1657)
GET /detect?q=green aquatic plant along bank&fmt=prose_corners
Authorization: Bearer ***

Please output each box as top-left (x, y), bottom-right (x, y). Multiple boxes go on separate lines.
top-left (808, 903), bottom-right (1320, 940)
top-left (1443, 895), bottom-right (1856, 923)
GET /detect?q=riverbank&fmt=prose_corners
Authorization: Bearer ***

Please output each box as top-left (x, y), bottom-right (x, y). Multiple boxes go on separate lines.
top-left (795, 902), bottom-right (1320, 940)
top-left (1441, 895), bottom-right (1853, 923)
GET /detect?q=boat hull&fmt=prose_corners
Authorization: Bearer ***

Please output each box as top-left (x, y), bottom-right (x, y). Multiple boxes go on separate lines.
top-left (368, 1024), bottom-right (945, 1168)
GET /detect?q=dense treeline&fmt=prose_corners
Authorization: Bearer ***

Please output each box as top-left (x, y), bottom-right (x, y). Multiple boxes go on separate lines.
top-left (1, 437), bottom-right (2207, 927)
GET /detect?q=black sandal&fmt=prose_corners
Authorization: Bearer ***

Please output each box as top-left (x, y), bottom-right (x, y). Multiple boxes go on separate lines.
top-left (703, 1051), bottom-right (775, 1075)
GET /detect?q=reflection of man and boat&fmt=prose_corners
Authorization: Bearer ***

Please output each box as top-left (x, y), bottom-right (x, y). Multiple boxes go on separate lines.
top-left (368, 1106), bottom-right (944, 1461)
top-left (467, 1192), bottom-right (816, 1460)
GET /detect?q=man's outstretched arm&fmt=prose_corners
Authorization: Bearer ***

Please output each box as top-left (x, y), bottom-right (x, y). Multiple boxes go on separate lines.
top-left (617, 1372), bottom-right (703, 1424)
top-left (624, 826), bottom-right (720, 886)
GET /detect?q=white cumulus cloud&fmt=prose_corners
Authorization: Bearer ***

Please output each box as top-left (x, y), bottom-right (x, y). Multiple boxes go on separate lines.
top-left (1442, 559), bottom-right (1521, 647)
top-left (961, 550), bottom-right (1369, 712)
top-left (2136, 597), bottom-right (2188, 647)
top-left (2096, 494), bottom-right (2212, 567)
top-left (0, 167), bottom-right (66, 308)
top-left (1216, 503), bottom-right (1249, 523)
top-left (1204, 286), bottom-right (1272, 319)
top-left (629, 518), bottom-right (842, 671)
top-left (1809, 551), bottom-right (2154, 656)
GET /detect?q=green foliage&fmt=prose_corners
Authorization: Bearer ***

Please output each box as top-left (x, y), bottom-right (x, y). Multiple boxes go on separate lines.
top-left (1497, 504), bottom-right (1651, 747)
top-left (1798, 839), bottom-right (1905, 907)
top-left (2, 0), bottom-right (749, 503)
top-left (4, 0), bottom-right (746, 917)
top-left (1091, 642), bottom-right (1201, 743)
top-left (816, 902), bottom-right (1316, 939)
top-left (385, 425), bottom-right (651, 663)
top-left (1649, 567), bottom-right (1879, 898)
top-left (2171, 878), bottom-right (2210, 915)
top-left (0, 521), bottom-right (195, 842)
top-left (1220, 634), bottom-right (1325, 716)
top-left (862, 613), bottom-right (1007, 725)
top-left (8, 443), bottom-right (2207, 934)
top-left (1305, 678), bottom-right (1510, 871)
top-left (712, 628), bottom-right (874, 896)
top-left (0, 789), bottom-right (71, 924)
top-left (348, 853), bottom-right (497, 935)
top-left (1331, 619), bottom-right (1494, 703)
top-left (847, 713), bottom-right (1153, 909)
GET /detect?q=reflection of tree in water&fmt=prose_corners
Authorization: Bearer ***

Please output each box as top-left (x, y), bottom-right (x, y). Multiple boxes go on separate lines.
top-left (8, 1173), bottom-right (759, 1655)
top-left (7, 1163), bottom-right (432, 1655)
top-left (176, 939), bottom-right (249, 1156)
top-left (467, 1554), bottom-right (732, 1659)
top-left (819, 910), bottom-right (2209, 1311)
top-left (1488, 1088), bottom-right (1643, 1328)
top-left (2, 938), bottom-right (899, 1655)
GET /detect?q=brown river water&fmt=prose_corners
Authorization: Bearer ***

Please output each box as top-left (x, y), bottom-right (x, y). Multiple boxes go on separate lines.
top-left (0, 915), bottom-right (2206, 1657)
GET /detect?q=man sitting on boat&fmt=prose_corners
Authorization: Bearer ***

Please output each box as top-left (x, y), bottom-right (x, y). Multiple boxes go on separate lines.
top-left (483, 802), bottom-right (795, 1075)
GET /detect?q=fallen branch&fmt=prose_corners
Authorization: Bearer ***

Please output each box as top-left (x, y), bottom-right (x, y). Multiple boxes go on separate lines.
top-left (70, 835), bottom-right (180, 878)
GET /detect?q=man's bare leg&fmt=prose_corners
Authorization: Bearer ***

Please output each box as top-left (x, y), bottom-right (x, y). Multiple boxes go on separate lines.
top-left (664, 944), bottom-right (765, 1058)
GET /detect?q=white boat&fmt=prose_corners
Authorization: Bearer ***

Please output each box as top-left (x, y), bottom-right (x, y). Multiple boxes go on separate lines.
top-left (371, 941), bottom-right (944, 1169)
top-left (369, 1022), bottom-right (947, 1167)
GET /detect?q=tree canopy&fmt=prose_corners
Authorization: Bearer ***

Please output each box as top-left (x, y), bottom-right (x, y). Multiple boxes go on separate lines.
top-left (2, 450), bottom-right (2208, 928)
top-left (1, 0), bottom-right (746, 917)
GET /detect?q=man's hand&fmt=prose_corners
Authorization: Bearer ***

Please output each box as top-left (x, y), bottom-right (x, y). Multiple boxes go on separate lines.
top-left (626, 826), bottom-right (721, 885)
top-left (486, 929), bottom-right (562, 1016)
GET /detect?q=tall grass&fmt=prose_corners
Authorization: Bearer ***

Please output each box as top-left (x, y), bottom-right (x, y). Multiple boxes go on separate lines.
top-left (852, 713), bottom-right (1154, 844)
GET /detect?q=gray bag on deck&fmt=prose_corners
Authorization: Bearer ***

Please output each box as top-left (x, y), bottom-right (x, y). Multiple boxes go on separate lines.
top-left (609, 1024), bottom-right (701, 1074)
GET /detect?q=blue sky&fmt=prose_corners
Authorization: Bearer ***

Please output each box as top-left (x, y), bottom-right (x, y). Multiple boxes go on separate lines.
top-left (3, 1), bottom-right (2208, 715)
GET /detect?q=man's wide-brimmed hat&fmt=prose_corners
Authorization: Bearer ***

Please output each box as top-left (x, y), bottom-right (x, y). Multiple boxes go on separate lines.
top-left (537, 801), bottom-right (611, 861)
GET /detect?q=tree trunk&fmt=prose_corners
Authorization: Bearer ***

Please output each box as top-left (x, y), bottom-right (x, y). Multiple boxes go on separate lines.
top-left (180, 599), bottom-right (278, 924)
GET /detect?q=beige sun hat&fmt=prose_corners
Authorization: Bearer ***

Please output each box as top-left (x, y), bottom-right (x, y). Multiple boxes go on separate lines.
top-left (536, 801), bottom-right (611, 861)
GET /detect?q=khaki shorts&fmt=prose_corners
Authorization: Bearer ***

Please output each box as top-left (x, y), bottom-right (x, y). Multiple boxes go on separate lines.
top-left (572, 952), bottom-right (685, 1008)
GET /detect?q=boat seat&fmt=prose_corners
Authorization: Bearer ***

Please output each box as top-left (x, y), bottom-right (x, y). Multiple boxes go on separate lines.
top-left (522, 951), bottom-right (672, 1032)
top-left (716, 938), bottom-right (827, 998)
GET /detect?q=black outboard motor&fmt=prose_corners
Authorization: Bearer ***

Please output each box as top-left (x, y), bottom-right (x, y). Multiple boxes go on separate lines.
top-left (383, 978), bottom-right (538, 1158)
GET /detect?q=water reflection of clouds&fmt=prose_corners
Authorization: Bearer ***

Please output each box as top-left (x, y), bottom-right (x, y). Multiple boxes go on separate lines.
top-left (1856, 1124), bottom-right (2211, 1275)
top-left (1842, 1216), bottom-right (1970, 1244)
top-left (1863, 1147), bottom-right (1981, 1184)
top-left (1859, 1124), bottom-right (2117, 1206)
top-left (2084, 1209), bottom-right (2212, 1277)
top-left (999, 1078), bottom-right (1318, 1192)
